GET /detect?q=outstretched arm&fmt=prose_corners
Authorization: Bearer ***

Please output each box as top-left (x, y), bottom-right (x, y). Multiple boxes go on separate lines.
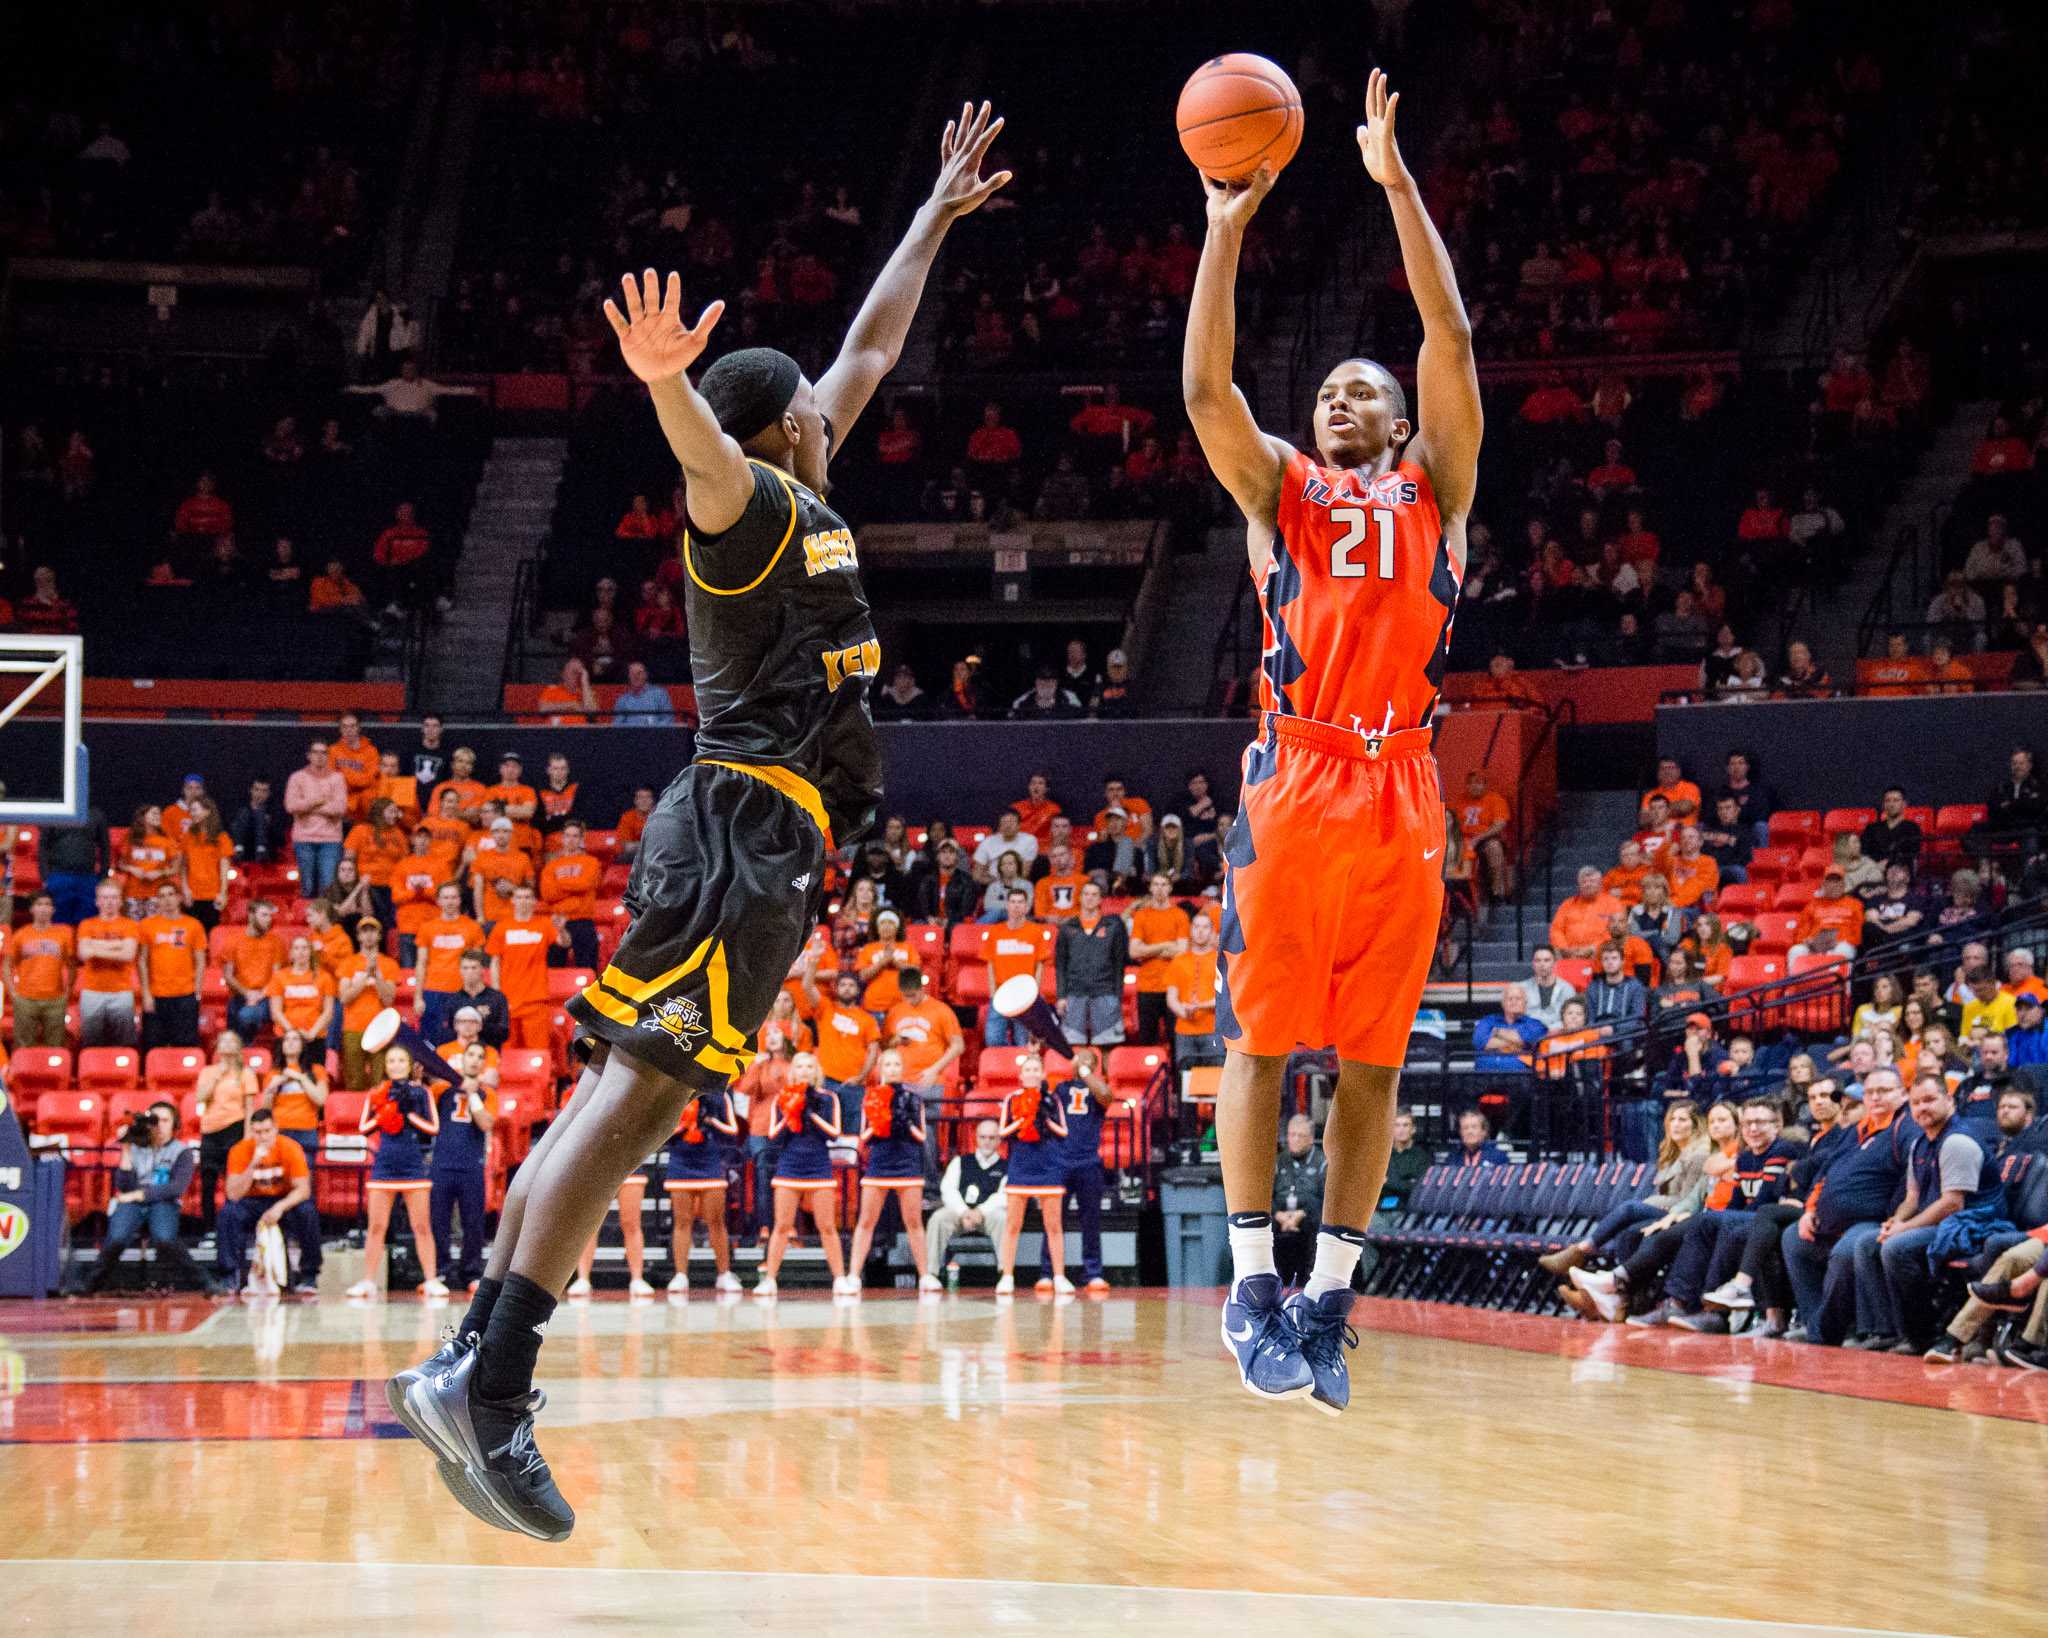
top-left (1359, 70), bottom-right (1481, 523)
top-left (603, 271), bottom-right (753, 535)
top-left (1181, 167), bottom-right (1292, 535)
top-left (815, 102), bottom-right (1011, 446)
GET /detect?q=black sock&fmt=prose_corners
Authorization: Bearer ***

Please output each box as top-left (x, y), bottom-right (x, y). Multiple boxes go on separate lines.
top-left (476, 1273), bottom-right (556, 1403)
top-left (460, 1275), bottom-right (503, 1342)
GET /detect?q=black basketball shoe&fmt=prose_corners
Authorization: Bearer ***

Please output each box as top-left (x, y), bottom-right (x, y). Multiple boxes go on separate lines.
top-left (402, 1347), bottom-right (574, 1541)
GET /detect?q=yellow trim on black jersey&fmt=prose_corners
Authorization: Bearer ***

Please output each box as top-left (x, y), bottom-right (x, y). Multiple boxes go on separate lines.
top-left (682, 460), bottom-right (799, 597)
top-left (695, 758), bottom-right (831, 840)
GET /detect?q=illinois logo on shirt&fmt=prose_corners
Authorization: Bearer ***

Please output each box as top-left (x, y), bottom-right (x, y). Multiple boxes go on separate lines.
top-left (641, 995), bottom-right (708, 1050)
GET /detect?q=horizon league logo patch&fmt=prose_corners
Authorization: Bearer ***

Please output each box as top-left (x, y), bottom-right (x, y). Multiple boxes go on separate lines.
top-left (640, 995), bottom-right (709, 1051)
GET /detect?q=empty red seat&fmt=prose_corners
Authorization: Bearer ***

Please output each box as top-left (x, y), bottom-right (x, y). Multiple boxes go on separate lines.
top-left (948, 922), bottom-right (987, 965)
top-left (546, 967), bottom-right (596, 1004)
top-left (1796, 845), bottom-right (1832, 879)
top-left (145, 1047), bottom-right (207, 1094)
top-left (1106, 1046), bottom-right (1168, 1104)
top-left (1714, 885), bottom-right (1766, 918)
top-left (76, 1047), bottom-right (140, 1092)
top-left (1750, 911), bottom-right (1800, 952)
top-left (245, 1047), bottom-right (273, 1079)
top-left (1556, 957), bottom-right (1594, 993)
top-left (1773, 882), bottom-right (1815, 912)
top-left (584, 828), bottom-right (620, 861)
top-left (1766, 810), bottom-right (1821, 845)
top-left (905, 921), bottom-right (948, 973)
top-left (498, 1048), bottom-right (554, 1098)
top-left (104, 1090), bottom-right (161, 1133)
top-left (600, 862), bottom-right (633, 895)
top-left (35, 1091), bottom-right (107, 1146)
top-left (8, 1047), bottom-right (73, 1098)
top-left (1822, 807), bottom-right (1875, 837)
top-left (952, 965), bottom-right (991, 1007)
top-left (1745, 847), bottom-right (1798, 886)
top-left (1725, 953), bottom-right (1785, 992)
top-left (1901, 805), bottom-right (1934, 833)
top-left (1936, 804), bottom-right (1985, 837)
top-left (323, 1090), bottom-right (368, 1135)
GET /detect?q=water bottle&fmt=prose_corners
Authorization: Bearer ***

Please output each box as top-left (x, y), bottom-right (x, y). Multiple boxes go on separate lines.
top-left (945, 1261), bottom-right (959, 1292)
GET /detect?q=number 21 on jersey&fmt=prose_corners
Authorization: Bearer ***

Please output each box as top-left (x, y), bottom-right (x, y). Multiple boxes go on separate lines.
top-left (1329, 506), bottom-right (1395, 580)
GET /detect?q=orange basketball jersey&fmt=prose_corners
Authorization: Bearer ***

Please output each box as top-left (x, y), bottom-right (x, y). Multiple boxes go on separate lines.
top-left (1257, 449), bottom-right (1458, 738)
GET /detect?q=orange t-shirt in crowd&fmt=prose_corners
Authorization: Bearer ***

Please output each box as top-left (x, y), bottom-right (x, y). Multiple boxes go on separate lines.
top-left (265, 967), bottom-right (335, 1033)
top-left (883, 995), bottom-right (962, 1080)
top-left (813, 998), bottom-right (880, 1083)
top-left (1642, 780), bottom-right (1702, 817)
top-left (181, 831), bottom-right (235, 902)
top-left (439, 1039), bottom-right (503, 1076)
top-left (310, 923), bottom-right (353, 973)
top-left (1663, 852), bottom-right (1720, 908)
top-left (539, 851), bottom-right (601, 919)
top-left (137, 911), bottom-right (207, 998)
top-left (982, 920), bottom-right (1055, 989)
top-left (616, 808), bottom-right (649, 847)
top-left (1035, 873), bottom-right (1088, 921)
top-left (377, 774), bottom-right (421, 821)
top-left (471, 840), bottom-right (535, 922)
top-left (330, 739), bottom-right (380, 813)
top-left (1165, 948), bottom-right (1219, 1034)
top-left (1864, 657), bottom-right (1930, 698)
top-left (1010, 797), bottom-right (1062, 844)
top-left (390, 865), bottom-right (442, 935)
top-left (1129, 903), bottom-right (1192, 993)
top-left (339, 951), bottom-right (401, 1032)
top-left (485, 781), bottom-right (538, 817)
top-left (486, 915), bottom-right (554, 1011)
top-left (1550, 892), bottom-right (1624, 954)
top-left (122, 831), bottom-right (178, 902)
top-left (343, 822), bottom-right (411, 887)
top-left (1795, 894), bottom-right (1867, 949)
top-left (418, 914), bottom-right (485, 992)
top-left (1455, 790), bottom-right (1511, 844)
top-left (429, 778), bottom-right (487, 821)
top-left (77, 914), bottom-right (142, 993)
top-left (8, 922), bottom-right (74, 1000)
top-left (1603, 863), bottom-right (1651, 905)
top-left (226, 1133), bottom-right (310, 1197)
top-left (266, 1065), bottom-right (327, 1132)
top-left (419, 814), bottom-right (473, 878)
top-left (534, 686), bottom-right (590, 725)
top-left (197, 1067), bottom-right (258, 1135)
top-left (1094, 797), bottom-right (1153, 835)
top-left (228, 928), bottom-right (286, 992)
top-left (855, 939), bottom-right (919, 1013)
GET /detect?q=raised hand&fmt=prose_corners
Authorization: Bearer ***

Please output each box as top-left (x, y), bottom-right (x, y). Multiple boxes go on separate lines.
top-left (1356, 67), bottom-right (1412, 189)
top-left (1202, 163), bottom-right (1276, 232)
top-left (602, 270), bottom-right (724, 385)
top-left (928, 101), bottom-right (1012, 221)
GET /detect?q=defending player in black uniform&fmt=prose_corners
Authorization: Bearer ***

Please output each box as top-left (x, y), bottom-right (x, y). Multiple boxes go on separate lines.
top-left (388, 103), bottom-right (1011, 1541)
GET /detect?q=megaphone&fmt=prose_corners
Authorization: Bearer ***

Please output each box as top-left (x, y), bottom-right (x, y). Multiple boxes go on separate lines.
top-left (360, 1007), bottom-right (462, 1086)
top-left (992, 974), bottom-right (1071, 1057)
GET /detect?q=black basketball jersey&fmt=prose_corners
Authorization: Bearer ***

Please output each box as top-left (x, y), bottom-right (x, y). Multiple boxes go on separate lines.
top-left (682, 459), bottom-right (884, 844)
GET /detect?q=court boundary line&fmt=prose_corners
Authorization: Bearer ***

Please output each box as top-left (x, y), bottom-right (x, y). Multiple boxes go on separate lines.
top-left (0, 1557), bottom-right (1956, 1636)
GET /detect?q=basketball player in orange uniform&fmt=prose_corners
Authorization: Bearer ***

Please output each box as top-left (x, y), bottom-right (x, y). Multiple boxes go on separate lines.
top-left (1184, 72), bottom-right (1481, 1413)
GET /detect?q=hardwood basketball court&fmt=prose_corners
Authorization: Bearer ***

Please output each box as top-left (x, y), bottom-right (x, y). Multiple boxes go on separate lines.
top-left (3, 1290), bottom-right (2040, 1635)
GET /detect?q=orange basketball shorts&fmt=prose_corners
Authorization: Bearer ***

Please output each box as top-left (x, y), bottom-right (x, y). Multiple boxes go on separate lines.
top-left (1218, 714), bottom-right (1444, 1065)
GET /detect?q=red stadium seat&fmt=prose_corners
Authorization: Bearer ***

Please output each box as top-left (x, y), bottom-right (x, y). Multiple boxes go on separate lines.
top-left (34, 1090), bottom-right (107, 1147)
top-left (546, 967), bottom-right (595, 1004)
top-left (8, 1047), bottom-right (73, 1098)
top-left (1901, 806), bottom-right (1934, 833)
top-left (952, 965), bottom-right (991, 1008)
top-left (1795, 845), bottom-right (1832, 880)
top-left (1750, 912), bottom-right (1800, 953)
top-left (492, 1090), bottom-right (543, 1167)
top-left (1935, 804), bottom-right (1985, 837)
top-left (1725, 954), bottom-right (1785, 992)
top-left (1766, 810), bottom-right (1821, 846)
top-left (585, 828), bottom-right (620, 861)
top-left (1106, 1046), bottom-right (1167, 1104)
top-left (323, 1090), bottom-right (368, 1135)
top-left (75, 1047), bottom-right (141, 1092)
top-left (1714, 885), bottom-right (1765, 919)
top-left (948, 922), bottom-right (987, 965)
top-left (1772, 882), bottom-right (1815, 912)
top-left (600, 862), bottom-right (633, 895)
top-left (976, 1047), bottom-right (1026, 1094)
top-left (145, 1047), bottom-right (207, 1094)
top-left (1745, 847), bottom-right (1798, 887)
top-left (1821, 807), bottom-right (1875, 837)
top-left (105, 1091), bottom-right (161, 1134)
top-left (177, 1092), bottom-right (204, 1140)
top-left (1555, 958), bottom-right (1594, 993)
top-left (1785, 954), bottom-right (1852, 1031)
top-left (245, 1047), bottom-right (273, 1079)
top-left (905, 921), bottom-right (947, 975)
top-left (498, 1048), bottom-right (554, 1096)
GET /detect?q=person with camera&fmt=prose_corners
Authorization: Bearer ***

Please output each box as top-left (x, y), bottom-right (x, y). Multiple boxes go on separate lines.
top-left (349, 1044), bottom-right (448, 1299)
top-left (216, 1106), bottom-right (321, 1296)
top-left (262, 1028), bottom-right (329, 1168)
top-left (80, 1102), bottom-right (213, 1294)
top-left (429, 1042), bottom-right (497, 1293)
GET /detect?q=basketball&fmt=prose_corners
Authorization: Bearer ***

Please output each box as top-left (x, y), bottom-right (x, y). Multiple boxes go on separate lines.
top-left (1176, 53), bottom-right (1303, 182)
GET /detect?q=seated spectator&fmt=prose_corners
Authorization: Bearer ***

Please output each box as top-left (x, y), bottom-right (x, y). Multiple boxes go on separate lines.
top-left (2007, 621), bottom-right (2048, 687)
top-left (1969, 414), bottom-right (2033, 479)
top-left (1713, 749), bottom-right (1779, 844)
top-left (309, 559), bottom-right (366, 613)
top-left (1642, 757), bottom-right (1702, 821)
top-left (1663, 826), bottom-right (1719, 908)
top-left (372, 501), bottom-right (436, 615)
top-left (613, 660), bottom-right (678, 726)
top-left (214, 1106), bottom-right (321, 1297)
top-left (1627, 872), bottom-right (1684, 967)
top-left (913, 838), bottom-right (973, 926)
top-left (1983, 747), bottom-right (2044, 843)
top-left (1550, 866), bottom-right (1623, 960)
top-left (1271, 1113), bottom-right (1327, 1287)
top-left (927, 1120), bottom-right (1008, 1275)
top-left (172, 471), bottom-right (235, 542)
top-left (535, 657), bottom-right (598, 724)
top-left (1517, 945), bottom-right (1579, 1030)
top-left (1082, 808), bottom-right (1144, 896)
top-left (1009, 665), bottom-right (1085, 719)
top-left (1781, 1066), bottom-right (1913, 1346)
top-left (1033, 453), bottom-right (1092, 520)
top-left (1453, 1109), bottom-right (1508, 1167)
top-left (1736, 488), bottom-right (1787, 545)
top-left (1786, 487), bottom-right (1847, 566)
top-left (614, 493), bottom-right (666, 541)
top-left (1944, 1239), bottom-right (2048, 1369)
top-left (1776, 640), bottom-right (1834, 697)
top-left (1585, 941), bottom-right (1650, 1027)
top-left (971, 810), bottom-right (1039, 883)
top-left (1603, 839), bottom-right (1652, 906)
top-left (1791, 867), bottom-right (1866, 954)
top-left (1831, 831), bottom-right (1882, 897)
top-left (1963, 514), bottom-right (2027, 593)
top-left (1925, 572), bottom-right (1987, 648)
top-left (1093, 648), bottom-right (1138, 718)
top-left (1454, 770), bottom-right (1512, 900)
top-left (871, 663), bottom-right (931, 722)
top-left (1862, 863), bottom-right (1931, 947)
top-left (1697, 795), bottom-right (1752, 882)
top-left (1653, 948), bottom-right (1709, 1017)
top-left (2006, 949), bottom-right (2048, 1007)
top-left (966, 402), bottom-right (1022, 472)
top-left (1959, 968), bottom-right (2020, 1040)
top-left (344, 357), bottom-right (480, 421)
top-left (1878, 1073), bottom-right (2011, 1356)
top-left (1544, 1100), bottom-right (1714, 1286)
top-left (74, 1102), bottom-right (211, 1294)
top-left (14, 566), bottom-right (79, 633)
top-left (1472, 983), bottom-right (1545, 1073)
top-left (940, 657), bottom-right (986, 719)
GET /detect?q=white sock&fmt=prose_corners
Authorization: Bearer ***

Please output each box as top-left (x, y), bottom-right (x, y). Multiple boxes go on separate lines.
top-left (1227, 1216), bottom-right (1276, 1291)
top-left (1304, 1232), bottom-right (1363, 1300)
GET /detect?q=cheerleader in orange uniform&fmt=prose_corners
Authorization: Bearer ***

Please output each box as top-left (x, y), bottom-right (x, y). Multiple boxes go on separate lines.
top-left (349, 1045), bottom-right (446, 1299)
top-left (662, 1085), bottom-right (743, 1297)
top-left (996, 1050), bottom-right (1070, 1297)
top-left (756, 1051), bottom-right (854, 1297)
top-left (847, 1048), bottom-right (933, 1296)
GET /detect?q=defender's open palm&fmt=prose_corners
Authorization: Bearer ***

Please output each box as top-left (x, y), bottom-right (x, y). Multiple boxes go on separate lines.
top-left (603, 270), bottom-right (724, 384)
top-left (1356, 68), bottom-right (1411, 188)
top-left (929, 101), bottom-right (1011, 221)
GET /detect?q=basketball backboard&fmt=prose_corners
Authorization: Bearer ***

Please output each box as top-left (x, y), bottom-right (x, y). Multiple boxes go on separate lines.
top-left (0, 633), bottom-right (89, 821)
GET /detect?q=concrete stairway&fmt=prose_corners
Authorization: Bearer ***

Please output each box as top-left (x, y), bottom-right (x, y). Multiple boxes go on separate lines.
top-left (1468, 788), bottom-right (1645, 983)
top-left (1136, 523), bottom-right (1256, 712)
top-left (418, 435), bottom-right (566, 715)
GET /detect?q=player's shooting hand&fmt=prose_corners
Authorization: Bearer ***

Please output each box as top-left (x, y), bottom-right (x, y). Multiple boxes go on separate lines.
top-left (603, 270), bottom-right (724, 385)
top-left (1202, 164), bottom-right (1274, 231)
top-left (1356, 68), bottom-right (1412, 190)
top-left (929, 101), bottom-right (1011, 221)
